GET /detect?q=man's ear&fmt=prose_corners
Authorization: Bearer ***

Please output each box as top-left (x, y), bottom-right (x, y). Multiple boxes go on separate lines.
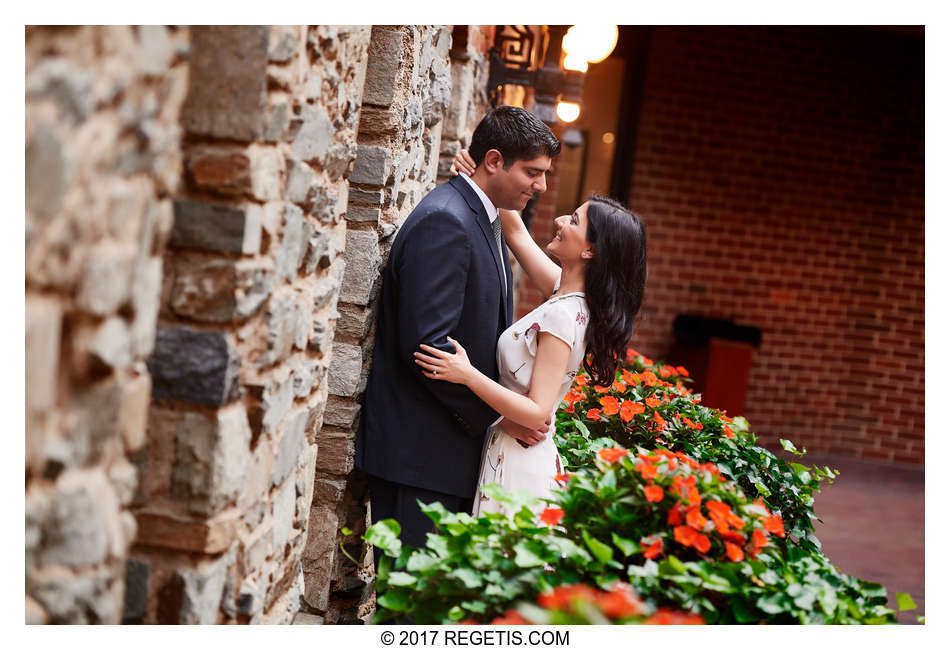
top-left (483, 149), bottom-right (505, 174)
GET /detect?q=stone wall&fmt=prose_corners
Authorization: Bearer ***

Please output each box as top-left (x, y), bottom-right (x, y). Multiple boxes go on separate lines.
top-left (25, 25), bottom-right (189, 624)
top-left (129, 25), bottom-right (371, 624)
top-left (314, 24), bottom-right (457, 623)
top-left (25, 24), bottom-right (499, 625)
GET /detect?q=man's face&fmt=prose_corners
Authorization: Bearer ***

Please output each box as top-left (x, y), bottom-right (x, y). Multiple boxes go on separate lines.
top-left (491, 154), bottom-right (553, 211)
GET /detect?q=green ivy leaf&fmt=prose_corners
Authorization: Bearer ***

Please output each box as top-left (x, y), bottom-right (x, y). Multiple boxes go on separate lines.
top-left (779, 438), bottom-right (805, 455)
top-left (513, 541), bottom-right (546, 568)
top-left (582, 529), bottom-right (614, 564)
top-left (611, 532), bottom-right (639, 557)
top-left (407, 552), bottom-right (440, 573)
top-left (450, 567), bottom-right (483, 588)
top-left (387, 571), bottom-right (417, 587)
top-left (377, 590), bottom-right (410, 612)
top-left (364, 519), bottom-right (402, 557)
top-left (757, 592), bottom-right (790, 615)
top-left (896, 592), bottom-right (917, 611)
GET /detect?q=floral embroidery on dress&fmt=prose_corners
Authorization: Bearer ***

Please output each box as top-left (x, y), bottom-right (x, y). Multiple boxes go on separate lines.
top-left (576, 312), bottom-right (588, 325)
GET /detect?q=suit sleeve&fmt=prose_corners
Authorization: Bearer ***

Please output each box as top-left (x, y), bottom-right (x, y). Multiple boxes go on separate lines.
top-left (395, 210), bottom-right (500, 438)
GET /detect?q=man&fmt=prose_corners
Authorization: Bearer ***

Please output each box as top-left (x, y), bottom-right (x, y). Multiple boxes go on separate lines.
top-left (355, 106), bottom-right (561, 549)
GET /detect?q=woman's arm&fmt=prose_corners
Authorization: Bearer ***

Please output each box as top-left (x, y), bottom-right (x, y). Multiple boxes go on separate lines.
top-left (414, 334), bottom-right (571, 431)
top-left (497, 208), bottom-right (561, 297)
top-left (452, 149), bottom-right (560, 296)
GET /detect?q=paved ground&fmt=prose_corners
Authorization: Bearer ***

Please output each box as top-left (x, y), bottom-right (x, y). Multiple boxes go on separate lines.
top-left (801, 454), bottom-right (925, 625)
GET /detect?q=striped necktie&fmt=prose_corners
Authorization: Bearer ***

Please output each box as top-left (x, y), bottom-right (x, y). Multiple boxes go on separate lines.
top-left (491, 217), bottom-right (507, 297)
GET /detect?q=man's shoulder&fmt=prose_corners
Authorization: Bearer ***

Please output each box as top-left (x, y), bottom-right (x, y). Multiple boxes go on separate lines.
top-left (404, 180), bottom-right (471, 228)
top-left (413, 178), bottom-right (467, 213)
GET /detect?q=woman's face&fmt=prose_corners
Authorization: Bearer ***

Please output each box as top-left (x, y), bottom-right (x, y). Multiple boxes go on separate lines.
top-left (547, 201), bottom-right (592, 263)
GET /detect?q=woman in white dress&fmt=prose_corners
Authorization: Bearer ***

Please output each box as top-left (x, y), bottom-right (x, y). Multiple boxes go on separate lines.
top-left (413, 152), bottom-right (647, 517)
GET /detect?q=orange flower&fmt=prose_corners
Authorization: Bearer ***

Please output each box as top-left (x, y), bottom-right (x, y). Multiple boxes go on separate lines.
top-left (687, 486), bottom-right (701, 506)
top-left (640, 371), bottom-right (658, 386)
top-left (673, 525), bottom-right (696, 547)
top-left (644, 608), bottom-right (705, 625)
top-left (667, 503), bottom-right (685, 526)
top-left (554, 472), bottom-right (572, 485)
top-left (752, 528), bottom-right (769, 548)
top-left (599, 395), bottom-right (620, 415)
top-left (723, 425), bottom-right (735, 439)
top-left (642, 356), bottom-right (654, 367)
top-left (574, 374), bottom-right (589, 386)
top-left (626, 348), bottom-right (640, 361)
top-left (720, 529), bottom-right (746, 545)
top-left (764, 514), bottom-right (786, 537)
top-left (596, 583), bottom-right (644, 619)
top-left (659, 367), bottom-right (672, 378)
top-left (565, 403), bottom-right (575, 413)
top-left (569, 388), bottom-right (588, 404)
top-left (619, 400), bottom-right (645, 422)
top-left (457, 620), bottom-right (479, 625)
top-left (645, 397), bottom-right (661, 408)
top-left (725, 510), bottom-right (745, 529)
top-left (643, 484), bottom-right (664, 502)
top-left (641, 536), bottom-right (664, 560)
top-left (537, 584), bottom-right (598, 611)
top-left (612, 379), bottom-right (627, 392)
top-left (593, 384), bottom-right (610, 393)
top-left (692, 532), bottom-right (711, 553)
top-left (636, 460), bottom-right (658, 480)
top-left (540, 507), bottom-right (564, 526)
top-left (675, 366), bottom-right (690, 377)
top-left (491, 609), bottom-right (530, 625)
top-left (652, 411), bottom-right (667, 430)
top-left (621, 369), bottom-right (639, 385)
top-left (685, 506), bottom-right (708, 531)
top-left (598, 447), bottom-right (628, 464)
top-left (725, 541), bottom-right (745, 562)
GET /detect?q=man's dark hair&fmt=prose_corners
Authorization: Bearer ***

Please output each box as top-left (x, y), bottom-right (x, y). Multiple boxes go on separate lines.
top-left (469, 106), bottom-right (561, 168)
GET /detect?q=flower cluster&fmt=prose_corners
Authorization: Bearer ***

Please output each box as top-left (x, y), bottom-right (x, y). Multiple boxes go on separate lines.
top-left (559, 349), bottom-right (738, 452)
top-left (553, 445), bottom-right (785, 565)
top-left (458, 582), bottom-right (704, 625)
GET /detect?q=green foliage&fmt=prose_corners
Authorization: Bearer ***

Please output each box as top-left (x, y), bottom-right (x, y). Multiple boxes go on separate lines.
top-left (555, 354), bottom-right (838, 553)
top-left (358, 351), bottom-right (910, 625)
top-left (367, 488), bottom-right (592, 624)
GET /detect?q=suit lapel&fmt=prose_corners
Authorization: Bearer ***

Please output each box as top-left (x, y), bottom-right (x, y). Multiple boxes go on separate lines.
top-left (448, 176), bottom-right (509, 318)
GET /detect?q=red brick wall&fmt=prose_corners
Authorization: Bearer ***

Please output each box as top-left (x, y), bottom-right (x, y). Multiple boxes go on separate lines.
top-left (628, 27), bottom-right (924, 464)
top-left (516, 27), bottom-right (924, 465)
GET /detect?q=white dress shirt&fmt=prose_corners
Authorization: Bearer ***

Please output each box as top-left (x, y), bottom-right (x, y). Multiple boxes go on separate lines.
top-left (458, 171), bottom-right (499, 224)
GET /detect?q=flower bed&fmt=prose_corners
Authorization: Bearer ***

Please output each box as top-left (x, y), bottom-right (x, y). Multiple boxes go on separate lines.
top-left (363, 350), bottom-right (912, 624)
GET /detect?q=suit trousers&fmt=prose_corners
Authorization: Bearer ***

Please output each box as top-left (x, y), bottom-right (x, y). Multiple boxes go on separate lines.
top-left (368, 474), bottom-right (473, 562)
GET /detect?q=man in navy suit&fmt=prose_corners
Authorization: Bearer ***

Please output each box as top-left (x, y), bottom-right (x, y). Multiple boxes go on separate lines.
top-left (356, 106), bottom-right (560, 549)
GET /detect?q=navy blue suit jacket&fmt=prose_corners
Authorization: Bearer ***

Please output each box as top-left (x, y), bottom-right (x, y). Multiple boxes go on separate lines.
top-left (355, 175), bottom-right (514, 498)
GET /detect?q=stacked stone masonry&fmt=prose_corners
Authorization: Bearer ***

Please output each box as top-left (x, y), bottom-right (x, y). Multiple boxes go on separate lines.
top-left (26, 24), bottom-right (501, 625)
top-left (26, 25), bottom-right (189, 624)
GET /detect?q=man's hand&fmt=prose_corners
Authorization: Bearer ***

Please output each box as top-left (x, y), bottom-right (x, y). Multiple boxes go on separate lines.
top-left (498, 415), bottom-right (550, 448)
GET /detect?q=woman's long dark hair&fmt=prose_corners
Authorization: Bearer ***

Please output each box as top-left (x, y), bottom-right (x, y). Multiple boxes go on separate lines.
top-left (581, 195), bottom-right (647, 386)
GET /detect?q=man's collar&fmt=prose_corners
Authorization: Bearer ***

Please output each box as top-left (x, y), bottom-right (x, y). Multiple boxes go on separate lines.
top-left (458, 172), bottom-right (498, 223)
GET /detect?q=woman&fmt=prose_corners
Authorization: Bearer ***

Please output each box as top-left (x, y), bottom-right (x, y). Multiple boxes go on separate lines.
top-left (413, 151), bottom-right (647, 516)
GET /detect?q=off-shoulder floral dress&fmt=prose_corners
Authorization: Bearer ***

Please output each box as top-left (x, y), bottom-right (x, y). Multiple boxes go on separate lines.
top-left (472, 289), bottom-right (589, 517)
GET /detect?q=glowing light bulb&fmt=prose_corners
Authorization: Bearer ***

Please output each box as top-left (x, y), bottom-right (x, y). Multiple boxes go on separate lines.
top-left (556, 102), bottom-right (581, 123)
top-left (562, 53), bottom-right (588, 73)
top-left (562, 25), bottom-right (619, 64)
